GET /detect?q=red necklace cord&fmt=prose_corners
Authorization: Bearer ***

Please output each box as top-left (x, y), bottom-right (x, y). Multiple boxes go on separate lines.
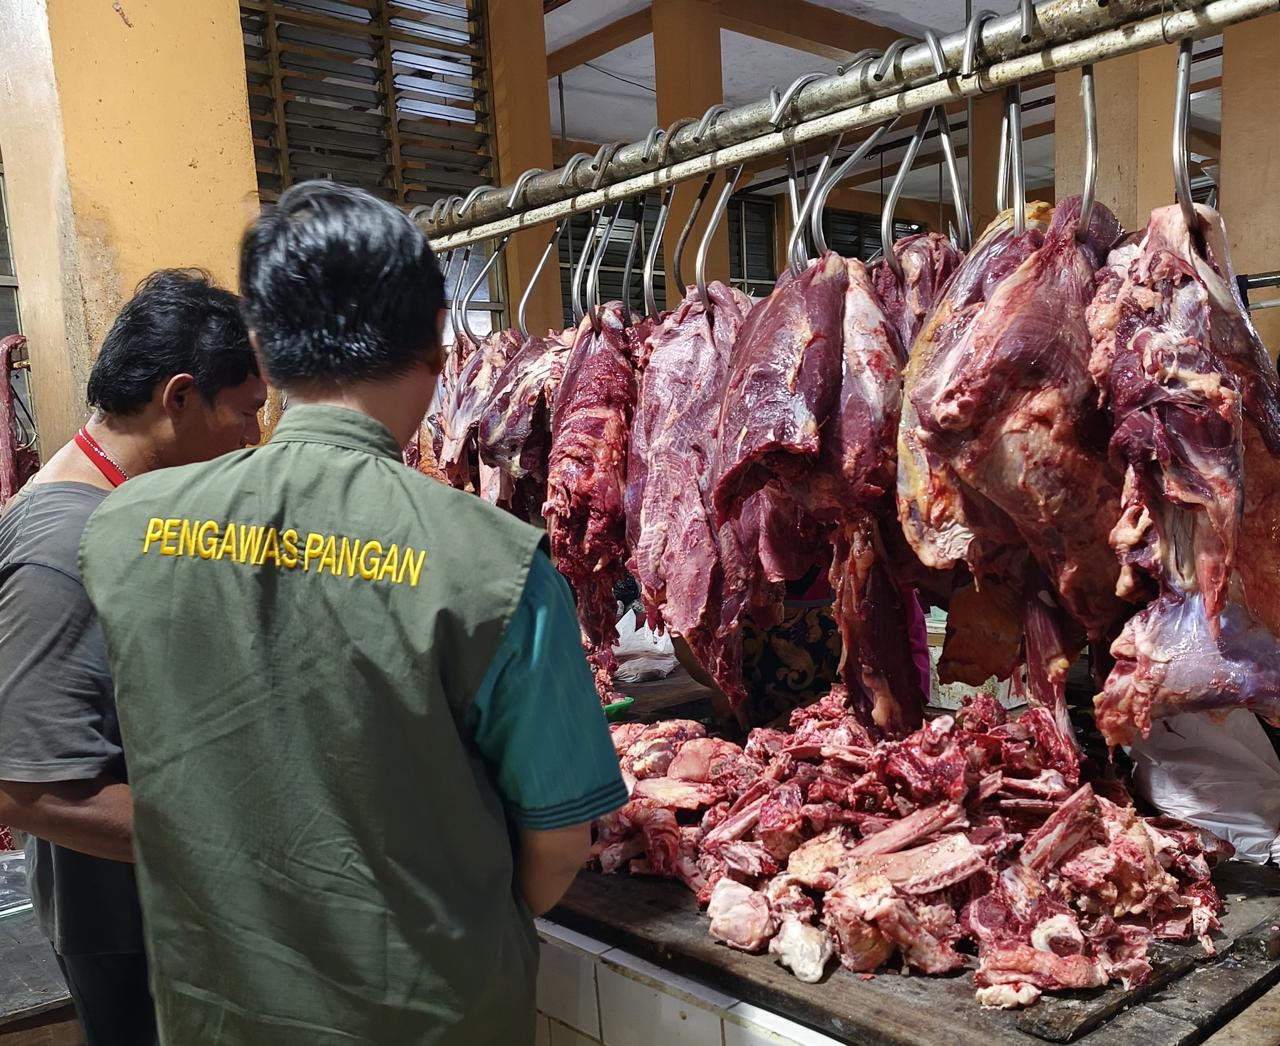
top-left (73, 427), bottom-right (128, 487)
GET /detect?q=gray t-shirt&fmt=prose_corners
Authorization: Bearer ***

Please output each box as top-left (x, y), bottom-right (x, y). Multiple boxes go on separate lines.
top-left (0, 482), bottom-right (143, 956)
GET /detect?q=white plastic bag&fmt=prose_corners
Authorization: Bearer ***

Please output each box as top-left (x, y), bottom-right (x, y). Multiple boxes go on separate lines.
top-left (612, 608), bottom-right (677, 684)
top-left (1127, 710), bottom-right (1280, 863)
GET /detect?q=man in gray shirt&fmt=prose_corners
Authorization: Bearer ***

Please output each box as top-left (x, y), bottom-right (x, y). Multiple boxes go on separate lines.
top-left (0, 270), bottom-right (266, 1045)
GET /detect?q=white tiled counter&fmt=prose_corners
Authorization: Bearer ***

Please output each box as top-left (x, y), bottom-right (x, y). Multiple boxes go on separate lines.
top-left (535, 919), bottom-right (849, 1046)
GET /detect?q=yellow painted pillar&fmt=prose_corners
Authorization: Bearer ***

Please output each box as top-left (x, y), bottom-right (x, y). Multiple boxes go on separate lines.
top-left (0, 0), bottom-right (259, 456)
top-left (1220, 14), bottom-right (1280, 358)
top-left (653, 0), bottom-right (730, 304)
top-left (486, 0), bottom-right (562, 336)
top-left (1055, 48), bottom-right (1177, 235)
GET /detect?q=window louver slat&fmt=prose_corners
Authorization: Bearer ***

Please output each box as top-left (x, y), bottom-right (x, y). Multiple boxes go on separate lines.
top-left (243, 0), bottom-right (502, 328)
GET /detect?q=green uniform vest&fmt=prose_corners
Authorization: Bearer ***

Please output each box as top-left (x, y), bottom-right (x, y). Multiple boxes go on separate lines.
top-left (79, 406), bottom-right (547, 1046)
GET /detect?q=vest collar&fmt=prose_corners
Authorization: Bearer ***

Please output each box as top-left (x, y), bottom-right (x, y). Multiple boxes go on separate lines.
top-left (269, 404), bottom-right (403, 461)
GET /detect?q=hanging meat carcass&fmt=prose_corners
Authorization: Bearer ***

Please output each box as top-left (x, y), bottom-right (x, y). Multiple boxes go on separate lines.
top-left (545, 303), bottom-right (638, 703)
top-left (477, 328), bottom-right (574, 521)
top-left (872, 231), bottom-right (965, 353)
top-left (710, 251), bottom-right (928, 734)
top-left (626, 282), bottom-right (757, 706)
top-left (438, 329), bottom-right (519, 502)
top-left (901, 197), bottom-right (1126, 639)
top-left (822, 258), bottom-right (925, 736)
top-left (898, 198), bottom-right (1129, 741)
top-left (711, 254), bottom-right (848, 525)
top-left (1088, 203), bottom-right (1280, 744)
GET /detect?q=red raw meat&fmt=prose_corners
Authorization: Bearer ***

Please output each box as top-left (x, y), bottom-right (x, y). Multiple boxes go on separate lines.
top-left (439, 329), bottom-right (519, 501)
top-left (477, 328), bottom-right (574, 520)
top-left (711, 254), bottom-right (847, 523)
top-left (871, 232), bottom-right (965, 356)
top-left (1089, 203), bottom-right (1280, 743)
top-left (595, 689), bottom-right (1228, 1006)
top-left (544, 305), bottom-right (638, 702)
top-left (0, 336), bottom-right (38, 505)
top-left (626, 283), bottom-right (758, 705)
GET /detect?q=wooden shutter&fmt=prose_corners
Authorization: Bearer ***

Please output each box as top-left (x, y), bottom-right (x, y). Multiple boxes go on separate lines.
top-left (241, 0), bottom-right (493, 209)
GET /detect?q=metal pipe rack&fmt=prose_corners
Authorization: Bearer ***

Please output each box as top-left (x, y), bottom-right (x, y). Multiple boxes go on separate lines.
top-left (421, 0), bottom-right (1279, 251)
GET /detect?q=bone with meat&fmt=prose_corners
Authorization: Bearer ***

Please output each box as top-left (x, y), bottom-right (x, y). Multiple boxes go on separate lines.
top-left (592, 691), bottom-right (1229, 1008)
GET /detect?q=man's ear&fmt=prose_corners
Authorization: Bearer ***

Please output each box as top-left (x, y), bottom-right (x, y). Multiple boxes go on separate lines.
top-left (160, 373), bottom-right (198, 416)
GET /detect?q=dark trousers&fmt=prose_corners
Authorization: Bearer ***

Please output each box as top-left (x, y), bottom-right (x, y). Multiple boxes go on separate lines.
top-left (53, 951), bottom-right (158, 1046)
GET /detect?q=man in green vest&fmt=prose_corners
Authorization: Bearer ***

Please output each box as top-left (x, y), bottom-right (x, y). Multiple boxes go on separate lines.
top-left (78, 181), bottom-right (628, 1045)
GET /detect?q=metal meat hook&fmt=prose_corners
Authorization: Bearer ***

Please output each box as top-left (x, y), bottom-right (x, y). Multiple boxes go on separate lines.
top-left (587, 202), bottom-right (626, 334)
top-left (1020, 0), bottom-right (1037, 45)
top-left (571, 208), bottom-right (604, 324)
top-left (517, 219), bottom-right (566, 340)
top-left (923, 28), bottom-right (972, 251)
top-left (457, 184), bottom-right (495, 217)
top-left (809, 119), bottom-right (898, 256)
top-left (962, 10), bottom-right (998, 77)
top-left (620, 195), bottom-right (648, 324)
top-left (1006, 84), bottom-right (1027, 235)
top-left (882, 108), bottom-right (935, 283)
top-left (644, 186), bottom-right (675, 320)
top-left (1172, 37), bottom-right (1201, 243)
top-left (770, 72), bottom-right (827, 127)
top-left (788, 135), bottom-right (845, 275)
top-left (671, 172), bottom-right (717, 295)
top-left (1076, 64), bottom-right (1098, 242)
top-left (696, 164), bottom-right (744, 314)
top-left (448, 244), bottom-right (472, 347)
top-left (459, 234), bottom-right (509, 346)
top-left (837, 48), bottom-right (882, 80)
top-left (873, 39), bottom-right (913, 83)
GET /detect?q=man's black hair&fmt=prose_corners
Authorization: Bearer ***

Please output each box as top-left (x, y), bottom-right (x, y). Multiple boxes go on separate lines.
top-left (86, 269), bottom-right (257, 416)
top-left (239, 181), bottom-right (446, 388)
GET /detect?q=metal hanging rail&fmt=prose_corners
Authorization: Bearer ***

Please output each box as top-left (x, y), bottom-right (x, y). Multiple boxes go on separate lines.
top-left (423, 0), bottom-right (1278, 251)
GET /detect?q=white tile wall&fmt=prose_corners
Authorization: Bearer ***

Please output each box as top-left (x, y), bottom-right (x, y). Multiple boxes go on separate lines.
top-left (724, 1003), bottom-right (846, 1046)
top-left (535, 929), bottom-right (851, 1046)
top-left (537, 939), bottom-right (602, 1039)
top-left (597, 961), bottom-right (725, 1046)
top-left (602, 948), bottom-right (739, 1012)
top-left (535, 1014), bottom-right (553, 1046)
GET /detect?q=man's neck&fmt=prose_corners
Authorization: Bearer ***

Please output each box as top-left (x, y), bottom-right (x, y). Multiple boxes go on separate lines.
top-left (286, 377), bottom-right (434, 448)
top-left (86, 414), bottom-right (168, 478)
top-left (33, 413), bottom-right (169, 490)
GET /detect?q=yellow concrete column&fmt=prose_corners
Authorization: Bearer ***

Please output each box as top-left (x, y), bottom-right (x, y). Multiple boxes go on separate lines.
top-left (486, 0), bottom-right (562, 336)
top-left (0, 0), bottom-right (258, 456)
top-left (1220, 14), bottom-right (1280, 358)
top-left (653, 0), bottom-right (730, 304)
top-left (1055, 48), bottom-right (1177, 235)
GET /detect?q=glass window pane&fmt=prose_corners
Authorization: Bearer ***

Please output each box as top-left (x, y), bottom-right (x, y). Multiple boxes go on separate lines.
top-left (0, 176), bottom-right (14, 278)
top-left (0, 288), bottom-right (18, 337)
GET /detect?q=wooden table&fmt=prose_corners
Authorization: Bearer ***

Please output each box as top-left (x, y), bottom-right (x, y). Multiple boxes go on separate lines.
top-left (554, 861), bottom-right (1280, 1046)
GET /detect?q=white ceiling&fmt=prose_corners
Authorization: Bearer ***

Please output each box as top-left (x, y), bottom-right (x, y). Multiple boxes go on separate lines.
top-left (543, 4), bottom-right (1224, 205)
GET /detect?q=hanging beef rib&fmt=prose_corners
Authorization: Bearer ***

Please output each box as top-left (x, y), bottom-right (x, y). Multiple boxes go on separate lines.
top-left (544, 304), bottom-right (638, 703)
